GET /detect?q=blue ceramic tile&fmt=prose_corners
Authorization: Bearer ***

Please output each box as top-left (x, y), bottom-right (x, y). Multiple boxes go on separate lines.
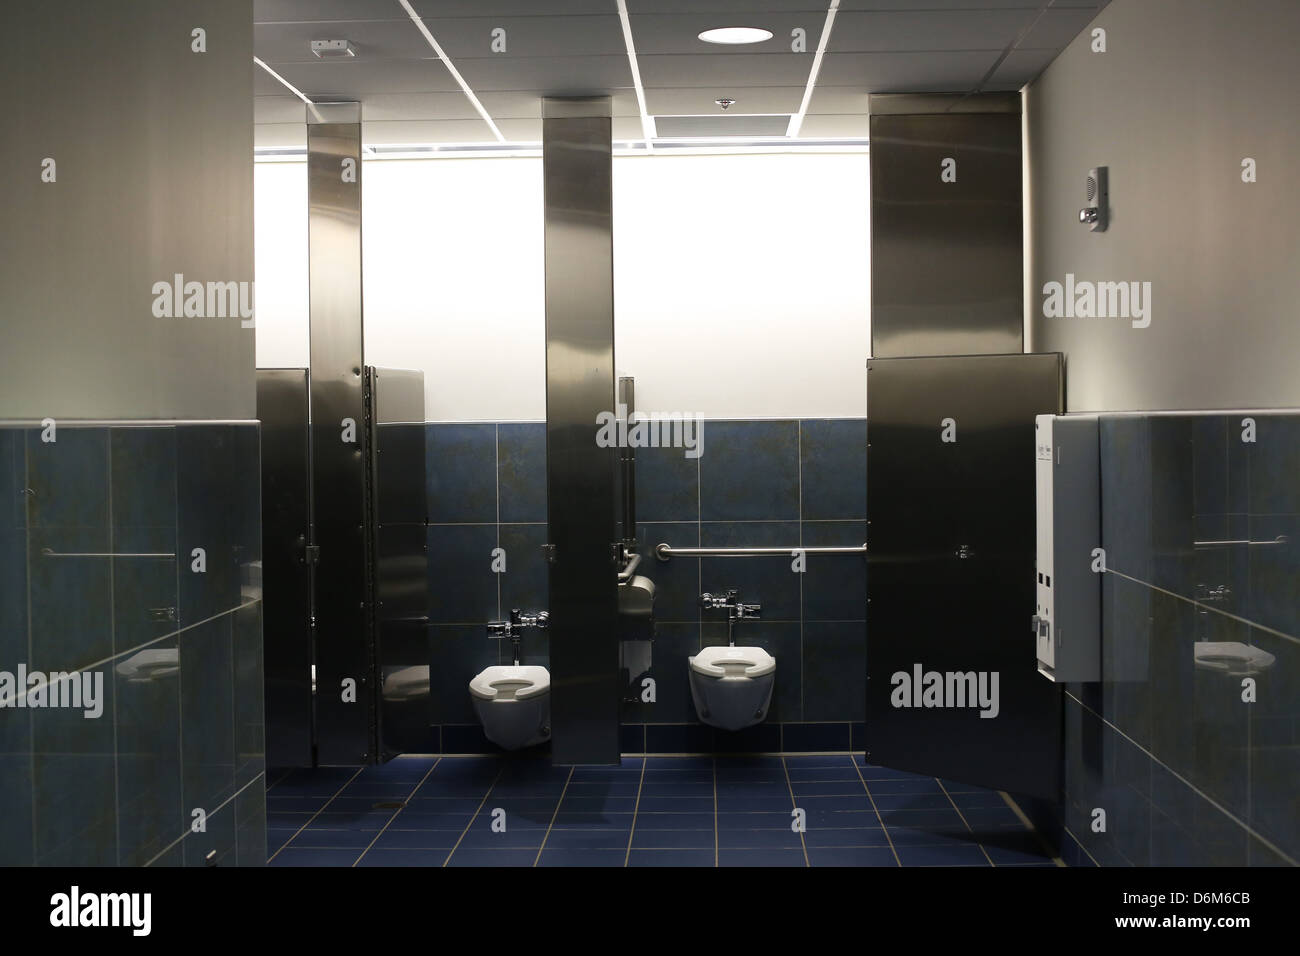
top-left (426, 424), bottom-right (497, 524)
top-left (800, 419), bottom-right (867, 520)
top-left (269, 847), bottom-right (361, 867)
top-left (619, 722), bottom-right (645, 754)
top-left (1244, 513), bottom-right (1300, 639)
top-left (0, 754), bottom-right (33, 865)
top-left (0, 525), bottom-right (28, 680)
top-left (354, 847), bottom-right (447, 867)
top-left (544, 827), bottom-right (632, 850)
top-left (801, 621), bottom-right (866, 724)
top-left (628, 848), bottom-right (715, 866)
top-left (980, 831), bottom-right (1054, 865)
top-left (893, 843), bottom-right (989, 866)
top-left (233, 602), bottom-right (265, 788)
top-left (235, 780), bottom-right (267, 867)
top-left (110, 426), bottom-right (177, 529)
top-left (537, 847), bottom-right (627, 866)
top-left (445, 847), bottom-right (539, 867)
top-left (635, 443), bottom-right (699, 522)
top-left (176, 426), bottom-right (245, 625)
top-left (426, 524), bottom-right (499, 624)
top-left (631, 624), bottom-right (702, 723)
top-left (644, 722), bottom-right (712, 754)
top-left (26, 427), bottom-right (108, 529)
top-left (782, 720), bottom-right (853, 751)
top-left (371, 827), bottom-right (464, 849)
top-left (809, 846), bottom-right (897, 866)
top-left (1099, 416), bottom-right (1153, 580)
top-left (1249, 414), bottom-right (1300, 516)
top-left (718, 847), bottom-right (806, 867)
top-left (497, 423), bottom-right (547, 524)
top-left (115, 632), bottom-right (182, 866)
top-left (26, 527), bottom-right (112, 673)
top-left (111, 526), bottom-right (178, 657)
top-left (33, 751), bottom-right (117, 865)
top-left (0, 428), bottom-right (27, 530)
top-left (429, 624), bottom-right (497, 726)
top-left (634, 522), bottom-right (698, 622)
top-left (179, 614), bottom-right (235, 814)
top-left (440, 723), bottom-right (503, 754)
top-left (497, 523), bottom-right (549, 636)
top-left (712, 720), bottom-right (781, 754)
top-left (801, 521), bottom-right (868, 622)
top-left (699, 421), bottom-right (799, 522)
top-left (287, 827), bottom-right (378, 849)
top-left (699, 521), bottom-right (801, 621)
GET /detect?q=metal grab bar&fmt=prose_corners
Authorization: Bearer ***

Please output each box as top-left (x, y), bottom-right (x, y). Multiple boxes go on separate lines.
top-left (1193, 536), bottom-right (1288, 549)
top-left (41, 548), bottom-right (176, 558)
top-left (655, 542), bottom-right (867, 561)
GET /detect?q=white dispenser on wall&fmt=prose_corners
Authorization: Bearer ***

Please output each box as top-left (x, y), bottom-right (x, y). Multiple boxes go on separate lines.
top-left (1033, 414), bottom-right (1101, 682)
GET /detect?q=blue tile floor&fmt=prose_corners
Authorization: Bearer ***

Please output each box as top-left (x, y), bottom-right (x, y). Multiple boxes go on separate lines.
top-left (266, 754), bottom-right (1063, 867)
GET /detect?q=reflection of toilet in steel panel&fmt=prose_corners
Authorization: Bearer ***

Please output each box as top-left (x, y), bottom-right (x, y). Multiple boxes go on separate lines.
top-left (1193, 641), bottom-right (1275, 676)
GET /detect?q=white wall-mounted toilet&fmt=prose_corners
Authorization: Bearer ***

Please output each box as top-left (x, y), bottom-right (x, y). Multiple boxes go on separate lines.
top-left (469, 665), bottom-right (551, 750)
top-left (688, 646), bottom-right (776, 731)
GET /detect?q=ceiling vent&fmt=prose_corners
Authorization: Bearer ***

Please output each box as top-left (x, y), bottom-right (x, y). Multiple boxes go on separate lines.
top-left (311, 39), bottom-right (356, 58)
top-left (655, 115), bottom-right (790, 138)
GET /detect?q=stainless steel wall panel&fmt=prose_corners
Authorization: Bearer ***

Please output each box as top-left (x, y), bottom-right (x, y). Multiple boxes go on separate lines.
top-left (869, 94), bottom-right (1024, 358)
top-left (543, 99), bottom-right (621, 765)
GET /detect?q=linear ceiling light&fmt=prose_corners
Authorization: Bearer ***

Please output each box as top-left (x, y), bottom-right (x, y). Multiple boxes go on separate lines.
top-left (616, 0), bottom-right (657, 148)
top-left (396, 0), bottom-right (505, 143)
top-left (254, 55), bottom-right (323, 122)
top-left (786, 0), bottom-right (840, 138)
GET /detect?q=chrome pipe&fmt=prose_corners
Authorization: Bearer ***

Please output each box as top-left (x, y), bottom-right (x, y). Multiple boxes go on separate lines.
top-left (655, 542), bottom-right (867, 561)
top-left (617, 551), bottom-right (642, 581)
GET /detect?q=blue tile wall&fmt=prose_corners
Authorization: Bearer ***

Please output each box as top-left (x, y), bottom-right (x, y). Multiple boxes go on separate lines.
top-left (1067, 412), bottom-right (1299, 868)
top-left (424, 419), bottom-right (868, 753)
top-left (0, 422), bottom-right (265, 867)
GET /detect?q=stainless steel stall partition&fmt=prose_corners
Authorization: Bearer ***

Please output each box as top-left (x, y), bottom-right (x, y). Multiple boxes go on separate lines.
top-left (864, 94), bottom-right (1066, 806)
top-left (307, 103), bottom-right (374, 765)
top-left (542, 97), bottom-right (622, 765)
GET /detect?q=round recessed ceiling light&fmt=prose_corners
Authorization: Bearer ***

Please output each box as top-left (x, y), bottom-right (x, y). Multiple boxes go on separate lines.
top-left (698, 27), bottom-right (774, 45)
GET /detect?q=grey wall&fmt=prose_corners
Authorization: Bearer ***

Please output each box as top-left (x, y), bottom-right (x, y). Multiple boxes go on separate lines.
top-left (1027, 0), bottom-right (1300, 412)
top-left (0, 0), bottom-right (255, 420)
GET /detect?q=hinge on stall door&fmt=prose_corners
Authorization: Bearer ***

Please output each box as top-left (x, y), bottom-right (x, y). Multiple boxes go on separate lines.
top-left (541, 543), bottom-right (557, 564)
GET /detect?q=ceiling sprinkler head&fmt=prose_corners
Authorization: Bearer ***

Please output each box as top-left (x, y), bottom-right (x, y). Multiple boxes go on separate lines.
top-left (715, 98), bottom-right (737, 111)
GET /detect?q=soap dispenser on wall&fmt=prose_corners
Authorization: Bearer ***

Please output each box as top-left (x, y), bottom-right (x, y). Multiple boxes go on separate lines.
top-left (1078, 166), bottom-right (1108, 231)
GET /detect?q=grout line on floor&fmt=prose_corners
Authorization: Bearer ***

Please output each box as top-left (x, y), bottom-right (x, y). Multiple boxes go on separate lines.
top-left (533, 766), bottom-right (575, 866)
top-left (442, 762), bottom-right (506, 867)
top-left (780, 755), bottom-right (811, 867)
top-left (352, 758), bottom-right (442, 867)
top-left (1000, 790), bottom-right (1067, 867)
top-left (267, 767), bottom-right (365, 865)
top-left (936, 777), bottom-right (994, 867)
top-left (851, 756), bottom-right (901, 867)
top-left (623, 758), bottom-right (648, 867)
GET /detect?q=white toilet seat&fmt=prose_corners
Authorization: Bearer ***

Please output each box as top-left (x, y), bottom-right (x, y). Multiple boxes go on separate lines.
top-left (689, 646), bottom-right (776, 679)
top-left (469, 665), bottom-right (551, 701)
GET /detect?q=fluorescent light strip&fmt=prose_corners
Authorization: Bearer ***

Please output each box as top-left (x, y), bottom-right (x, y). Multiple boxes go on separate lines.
top-left (253, 55), bottom-right (323, 123)
top-left (396, 0), bottom-right (505, 143)
top-left (786, 0), bottom-right (840, 138)
top-left (615, 0), bottom-right (657, 148)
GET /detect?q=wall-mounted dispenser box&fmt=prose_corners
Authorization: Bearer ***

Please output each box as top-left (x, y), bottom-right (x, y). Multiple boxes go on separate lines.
top-left (1034, 414), bottom-right (1101, 682)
